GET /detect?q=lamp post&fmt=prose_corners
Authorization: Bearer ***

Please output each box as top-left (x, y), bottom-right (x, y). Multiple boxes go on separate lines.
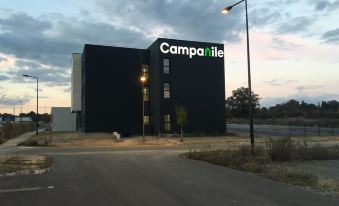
top-left (20, 100), bottom-right (22, 122)
top-left (140, 76), bottom-right (146, 141)
top-left (222, 0), bottom-right (255, 151)
top-left (23, 74), bottom-right (39, 135)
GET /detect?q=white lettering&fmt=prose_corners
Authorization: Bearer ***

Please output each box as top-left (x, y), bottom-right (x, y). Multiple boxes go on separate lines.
top-left (217, 50), bottom-right (224, 58)
top-left (160, 42), bottom-right (170, 53)
top-left (178, 46), bottom-right (189, 55)
top-left (160, 42), bottom-right (224, 58)
top-left (197, 48), bottom-right (204, 56)
top-left (189, 47), bottom-right (197, 58)
top-left (170, 46), bottom-right (177, 54)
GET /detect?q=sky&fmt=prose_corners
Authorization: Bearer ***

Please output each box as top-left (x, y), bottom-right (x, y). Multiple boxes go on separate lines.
top-left (0, 0), bottom-right (339, 114)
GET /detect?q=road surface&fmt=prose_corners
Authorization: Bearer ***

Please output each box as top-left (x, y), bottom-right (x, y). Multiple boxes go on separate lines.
top-left (0, 146), bottom-right (338, 206)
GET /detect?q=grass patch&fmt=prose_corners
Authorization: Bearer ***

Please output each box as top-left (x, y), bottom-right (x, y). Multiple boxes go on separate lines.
top-left (184, 138), bottom-right (339, 195)
top-left (0, 155), bottom-right (53, 175)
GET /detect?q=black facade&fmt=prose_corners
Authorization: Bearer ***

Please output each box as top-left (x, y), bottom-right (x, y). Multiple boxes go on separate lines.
top-left (80, 38), bottom-right (225, 135)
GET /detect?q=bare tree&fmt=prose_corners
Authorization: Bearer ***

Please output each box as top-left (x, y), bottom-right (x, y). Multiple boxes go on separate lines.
top-left (175, 104), bottom-right (187, 142)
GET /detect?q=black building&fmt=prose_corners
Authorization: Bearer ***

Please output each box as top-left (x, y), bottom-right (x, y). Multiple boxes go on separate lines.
top-left (72, 38), bottom-right (225, 135)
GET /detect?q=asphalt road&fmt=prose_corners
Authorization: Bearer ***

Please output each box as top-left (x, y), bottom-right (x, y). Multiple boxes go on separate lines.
top-left (0, 146), bottom-right (338, 206)
top-left (227, 123), bottom-right (339, 137)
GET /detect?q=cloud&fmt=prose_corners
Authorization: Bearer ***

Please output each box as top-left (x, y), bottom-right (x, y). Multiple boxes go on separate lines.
top-left (271, 37), bottom-right (303, 51)
top-left (277, 16), bottom-right (313, 34)
top-left (263, 79), bottom-right (283, 86)
top-left (0, 95), bottom-right (31, 106)
top-left (0, 11), bottom-right (150, 70)
top-left (0, 56), bottom-right (7, 62)
top-left (261, 93), bottom-right (339, 106)
top-left (313, 0), bottom-right (339, 11)
top-left (63, 86), bottom-right (71, 93)
top-left (94, 0), bottom-right (244, 43)
top-left (295, 85), bottom-right (324, 93)
top-left (322, 28), bottom-right (339, 44)
top-left (263, 79), bottom-right (297, 86)
top-left (0, 75), bottom-right (9, 81)
top-left (250, 8), bottom-right (281, 27)
top-left (7, 66), bottom-right (71, 87)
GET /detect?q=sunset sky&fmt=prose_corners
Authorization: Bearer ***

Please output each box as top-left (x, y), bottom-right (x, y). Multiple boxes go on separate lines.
top-left (0, 0), bottom-right (339, 114)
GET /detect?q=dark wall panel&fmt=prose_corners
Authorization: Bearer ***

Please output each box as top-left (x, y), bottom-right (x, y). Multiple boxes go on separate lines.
top-left (82, 44), bottom-right (147, 135)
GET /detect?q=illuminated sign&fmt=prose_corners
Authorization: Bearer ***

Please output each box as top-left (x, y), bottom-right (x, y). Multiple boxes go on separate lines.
top-left (160, 42), bottom-right (224, 58)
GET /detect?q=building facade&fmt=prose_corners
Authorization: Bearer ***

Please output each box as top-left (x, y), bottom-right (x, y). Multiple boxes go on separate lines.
top-left (72, 38), bottom-right (225, 136)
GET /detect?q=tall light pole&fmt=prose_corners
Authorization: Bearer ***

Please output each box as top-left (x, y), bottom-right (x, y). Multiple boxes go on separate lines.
top-left (140, 76), bottom-right (146, 141)
top-left (20, 100), bottom-right (22, 122)
top-left (222, 0), bottom-right (255, 151)
top-left (23, 74), bottom-right (39, 135)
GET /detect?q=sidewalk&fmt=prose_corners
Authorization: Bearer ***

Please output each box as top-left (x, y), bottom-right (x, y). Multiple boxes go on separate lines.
top-left (0, 130), bottom-right (41, 155)
top-left (0, 131), bottom-right (37, 147)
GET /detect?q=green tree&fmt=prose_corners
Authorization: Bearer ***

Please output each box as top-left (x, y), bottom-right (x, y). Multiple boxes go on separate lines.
top-left (226, 87), bottom-right (261, 118)
top-left (175, 104), bottom-right (187, 142)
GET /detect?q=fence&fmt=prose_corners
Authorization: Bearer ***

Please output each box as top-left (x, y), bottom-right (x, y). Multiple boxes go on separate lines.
top-left (227, 123), bottom-right (339, 137)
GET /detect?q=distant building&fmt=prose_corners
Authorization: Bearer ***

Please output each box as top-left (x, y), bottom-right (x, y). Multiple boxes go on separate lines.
top-left (0, 116), bottom-right (32, 122)
top-left (71, 38), bottom-right (226, 136)
top-left (51, 107), bottom-right (76, 131)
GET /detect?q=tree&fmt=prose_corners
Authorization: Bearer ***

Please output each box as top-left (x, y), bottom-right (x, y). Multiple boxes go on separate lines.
top-left (175, 104), bottom-right (187, 142)
top-left (226, 87), bottom-right (261, 118)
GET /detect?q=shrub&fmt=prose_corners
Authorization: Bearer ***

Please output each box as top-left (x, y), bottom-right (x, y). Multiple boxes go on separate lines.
top-left (266, 138), bottom-right (295, 161)
top-left (266, 138), bottom-right (339, 161)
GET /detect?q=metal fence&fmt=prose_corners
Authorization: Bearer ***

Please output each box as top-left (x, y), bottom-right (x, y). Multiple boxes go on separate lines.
top-left (227, 123), bottom-right (339, 137)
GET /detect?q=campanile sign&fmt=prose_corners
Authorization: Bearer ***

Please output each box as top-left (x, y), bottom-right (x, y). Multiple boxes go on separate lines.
top-left (160, 42), bottom-right (224, 59)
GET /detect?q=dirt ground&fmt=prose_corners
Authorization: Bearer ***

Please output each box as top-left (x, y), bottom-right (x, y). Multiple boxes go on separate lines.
top-left (22, 131), bottom-right (339, 148)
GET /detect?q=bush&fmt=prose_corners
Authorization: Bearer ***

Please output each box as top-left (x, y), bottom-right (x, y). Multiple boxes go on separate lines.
top-left (266, 138), bottom-right (339, 161)
top-left (184, 146), bottom-right (268, 172)
top-left (266, 138), bottom-right (294, 161)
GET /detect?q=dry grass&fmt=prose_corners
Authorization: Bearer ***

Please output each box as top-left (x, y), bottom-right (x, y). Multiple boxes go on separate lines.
top-left (19, 131), bottom-right (252, 147)
top-left (184, 141), bottom-right (339, 196)
top-left (0, 155), bottom-right (53, 175)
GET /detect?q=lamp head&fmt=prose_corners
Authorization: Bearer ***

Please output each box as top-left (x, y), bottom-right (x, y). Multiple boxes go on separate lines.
top-left (222, 6), bottom-right (233, 14)
top-left (140, 76), bottom-right (146, 82)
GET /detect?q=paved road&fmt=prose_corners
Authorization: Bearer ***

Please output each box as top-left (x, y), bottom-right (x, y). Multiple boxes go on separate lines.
top-left (0, 146), bottom-right (338, 206)
top-left (228, 123), bottom-right (339, 137)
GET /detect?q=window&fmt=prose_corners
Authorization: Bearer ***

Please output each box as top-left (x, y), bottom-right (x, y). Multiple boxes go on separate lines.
top-left (143, 87), bottom-right (149, 101)
top-left (142, 64), bottom-right (149, 79)
top-left (163, 59), bottom-right (170, 74)
top-left (144, 115), bottom-right (150, 125)
top-left (164, 83), bottom-right (170, 98)
top-left (164, 114), bottom-right (171, 131)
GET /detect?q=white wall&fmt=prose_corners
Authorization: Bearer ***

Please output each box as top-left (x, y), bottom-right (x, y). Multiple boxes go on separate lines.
top-left (71, 53), bottom-right (82, 112)
top-left (51, 107), bottom-right (76, 131)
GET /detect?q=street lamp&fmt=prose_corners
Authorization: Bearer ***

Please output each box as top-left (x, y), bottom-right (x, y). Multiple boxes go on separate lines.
top-left (140, 76), bottom-right (146, 141)
top-left (23, 74), bottom-right (39, 135)
top-left (222, 0), bottom-right (255, 151)
top-left (19, 100), bottom-right (22, 122)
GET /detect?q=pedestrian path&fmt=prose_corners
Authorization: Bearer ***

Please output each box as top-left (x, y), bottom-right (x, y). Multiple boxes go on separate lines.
top-left (0, 131), bottom-right (42, 155)
top-left (0, 131), bottom-right (36, 147)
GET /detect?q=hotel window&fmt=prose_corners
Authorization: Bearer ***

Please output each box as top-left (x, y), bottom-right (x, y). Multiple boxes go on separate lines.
top-left (164, 83), bottom-right (170, 98)
top-left (163, 59), bottom-right (170, 74)
top-left (143, 87), bottom-right (150, 102)
top-left (144, 115), bottom-right (150, 125)
top-left (142, 64), bottom-right (149, 79)
top-left (164, 114), bottom-right (171, 131)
